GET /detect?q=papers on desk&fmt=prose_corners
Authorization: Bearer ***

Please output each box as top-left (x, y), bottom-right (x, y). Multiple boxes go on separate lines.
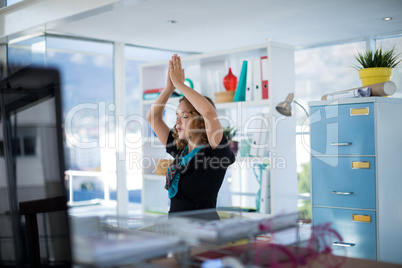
top-left (73, 230), bottom-right (183, 266)
top-left (158, 212), bottom-right (299, 245)
top-left (175, 218), bottom-right (260, 243)
top-left (71, 212), bottom-right (299, 266)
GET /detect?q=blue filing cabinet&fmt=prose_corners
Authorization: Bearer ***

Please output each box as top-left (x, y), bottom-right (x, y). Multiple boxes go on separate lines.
top-left (309, 97), bottom-right (402, 264)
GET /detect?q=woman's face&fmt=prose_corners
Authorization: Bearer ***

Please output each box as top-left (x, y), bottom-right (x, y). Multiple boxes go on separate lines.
top-left (176, 102), bottom-right (192, 140)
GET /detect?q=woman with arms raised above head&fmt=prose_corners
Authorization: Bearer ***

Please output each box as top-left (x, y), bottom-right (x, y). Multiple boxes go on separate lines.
top-left (146, 54), bottom-right (235, 217)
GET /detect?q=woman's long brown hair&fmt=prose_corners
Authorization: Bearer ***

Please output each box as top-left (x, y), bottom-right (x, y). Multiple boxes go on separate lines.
top-left (172, 96), bottom-right (216, 150)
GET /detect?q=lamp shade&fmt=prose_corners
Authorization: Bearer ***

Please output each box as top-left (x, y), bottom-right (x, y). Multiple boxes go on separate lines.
top-left (276, 93), bottom-right (294, 116)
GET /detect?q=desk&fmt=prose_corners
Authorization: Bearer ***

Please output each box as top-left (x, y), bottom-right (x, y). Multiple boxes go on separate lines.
top-left (149, 254), bottom-right (402, 268)
top-left (148, 246), bottom-right (402, 268)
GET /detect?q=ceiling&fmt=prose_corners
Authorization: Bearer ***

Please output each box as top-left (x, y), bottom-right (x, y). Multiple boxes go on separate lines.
top-left (48, 0), bottom-right (402, 53)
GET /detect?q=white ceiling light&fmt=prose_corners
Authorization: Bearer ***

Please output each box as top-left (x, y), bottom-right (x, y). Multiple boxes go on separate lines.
top-left (383, 17), bottom-right (392, 21)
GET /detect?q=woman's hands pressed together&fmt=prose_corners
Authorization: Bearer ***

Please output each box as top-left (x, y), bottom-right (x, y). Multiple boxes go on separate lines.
top-left (169, 54), bottom-right (185, 89)
top-left (165, 65), bottom-right (175, 92)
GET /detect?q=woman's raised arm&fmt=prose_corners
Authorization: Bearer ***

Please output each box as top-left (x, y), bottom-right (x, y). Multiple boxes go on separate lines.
top-left (169, 54), bottom-right (223, 149)
top-left (146, 67), bottom-right (176, 148)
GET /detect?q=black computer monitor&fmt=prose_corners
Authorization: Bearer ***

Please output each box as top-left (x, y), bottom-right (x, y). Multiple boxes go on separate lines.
top-left (0, 66), bottom-right (71, 267)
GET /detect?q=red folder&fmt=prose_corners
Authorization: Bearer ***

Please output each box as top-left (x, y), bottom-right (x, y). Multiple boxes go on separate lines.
top-left (144, 88), bottom-right (181, 96)
top-left (144, 88), bottom-right (164, 94)
top-left (260, 56), bottom-right (269, 99)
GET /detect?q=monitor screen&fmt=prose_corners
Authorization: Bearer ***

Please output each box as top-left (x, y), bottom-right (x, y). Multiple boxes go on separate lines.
top-left (0, 66), bottom-right (71, 267)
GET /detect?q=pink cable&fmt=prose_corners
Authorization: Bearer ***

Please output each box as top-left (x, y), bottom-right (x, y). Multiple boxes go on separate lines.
top-left (256, 221), bottom-right (347, 268)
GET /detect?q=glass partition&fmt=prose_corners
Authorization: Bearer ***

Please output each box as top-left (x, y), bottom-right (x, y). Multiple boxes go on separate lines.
top-left (0, 66), bottom-right (71, 267)
top-left (45, 37), bottom-right (116, 211)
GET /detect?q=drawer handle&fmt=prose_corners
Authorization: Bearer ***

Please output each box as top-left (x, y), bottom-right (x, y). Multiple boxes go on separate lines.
top-left (332, 191), bottom-right (353, 195)
top-left (333, 241), bottom-right (356, 247)
top-left (330, 142), bottom-right (352, 146)
top-left (353, 214), bottom-right (372, 223)
top-left (352, 161), bottom-right (370, 169)
top-left (350, 107), bottom-right (370, 116)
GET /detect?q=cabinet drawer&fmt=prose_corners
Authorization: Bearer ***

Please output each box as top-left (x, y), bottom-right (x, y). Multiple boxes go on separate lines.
top-left (313, 207), bottom-right (376, 260)
top-left (312, 156), bottom-right (375, 209)
top-left (310, 103), bottom-right (374, 155)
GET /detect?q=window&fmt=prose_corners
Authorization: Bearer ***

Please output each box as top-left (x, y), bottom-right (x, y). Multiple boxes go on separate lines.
top-left (295, 41), bottom-right (366, 121)
top-left (44, 37), bottom-right (116, 205)
top-left (7, 36), bottom-right (46, 72)
top-left (6, 0), bottom-right (23, 6)
top-left (45, 37), bottom-right (114, 172)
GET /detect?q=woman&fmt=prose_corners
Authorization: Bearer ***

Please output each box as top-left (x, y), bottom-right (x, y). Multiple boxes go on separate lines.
top-left (146, 54), bottom-right (235, 216)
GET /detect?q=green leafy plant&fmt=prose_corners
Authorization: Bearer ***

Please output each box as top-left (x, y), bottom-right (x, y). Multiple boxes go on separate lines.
top-left (223, 126), bottom-right (237, 141)
top-left (353, 46), bottom-right (401, 70)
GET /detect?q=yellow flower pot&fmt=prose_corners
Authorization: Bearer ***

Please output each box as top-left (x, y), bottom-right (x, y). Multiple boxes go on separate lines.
top-left (358, 67), bottom-right (392, 87)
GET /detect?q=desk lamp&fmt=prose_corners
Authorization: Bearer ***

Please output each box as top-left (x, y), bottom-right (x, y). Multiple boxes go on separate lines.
top-left (276, 93), bottom-right (309, 117)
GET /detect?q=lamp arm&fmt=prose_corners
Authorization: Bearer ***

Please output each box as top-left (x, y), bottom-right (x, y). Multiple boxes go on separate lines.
top-left (293, 100), bottom-right (309, 117)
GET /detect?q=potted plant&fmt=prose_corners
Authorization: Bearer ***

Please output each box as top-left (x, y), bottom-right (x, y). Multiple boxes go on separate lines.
top-left (353, 46), bottom-right (401, 86)
top-left (223, 126), bottom-right (238, 155)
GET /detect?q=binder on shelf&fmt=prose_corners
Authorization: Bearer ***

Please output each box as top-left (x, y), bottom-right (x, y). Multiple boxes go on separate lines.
top-left (233, 61), bottom-right (248, 102)
top-left (252, 58), bottom-right (262, 101)
top-left (249, 113), bottom-right (269, 157)
top-left (144, 88), bottom-right (164, 94)
top-left (245, 60), bottom-right (253, 101)
top-left (143, 93), bottom-right (162, 100)
top-left (260, 56), bottom-right (269, 100)
top-left (143, 88), bottom-right (181, 100)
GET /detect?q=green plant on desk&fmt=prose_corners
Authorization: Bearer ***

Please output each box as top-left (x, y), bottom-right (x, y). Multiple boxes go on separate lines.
top-left (224, 126), bottom-right (238, 155)
top-left (353, 46), bottom-right (401, 69)
top-left (353, 46), bottom-right (402, 86)
top-left (223, 126), bottom-right (237, 141)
